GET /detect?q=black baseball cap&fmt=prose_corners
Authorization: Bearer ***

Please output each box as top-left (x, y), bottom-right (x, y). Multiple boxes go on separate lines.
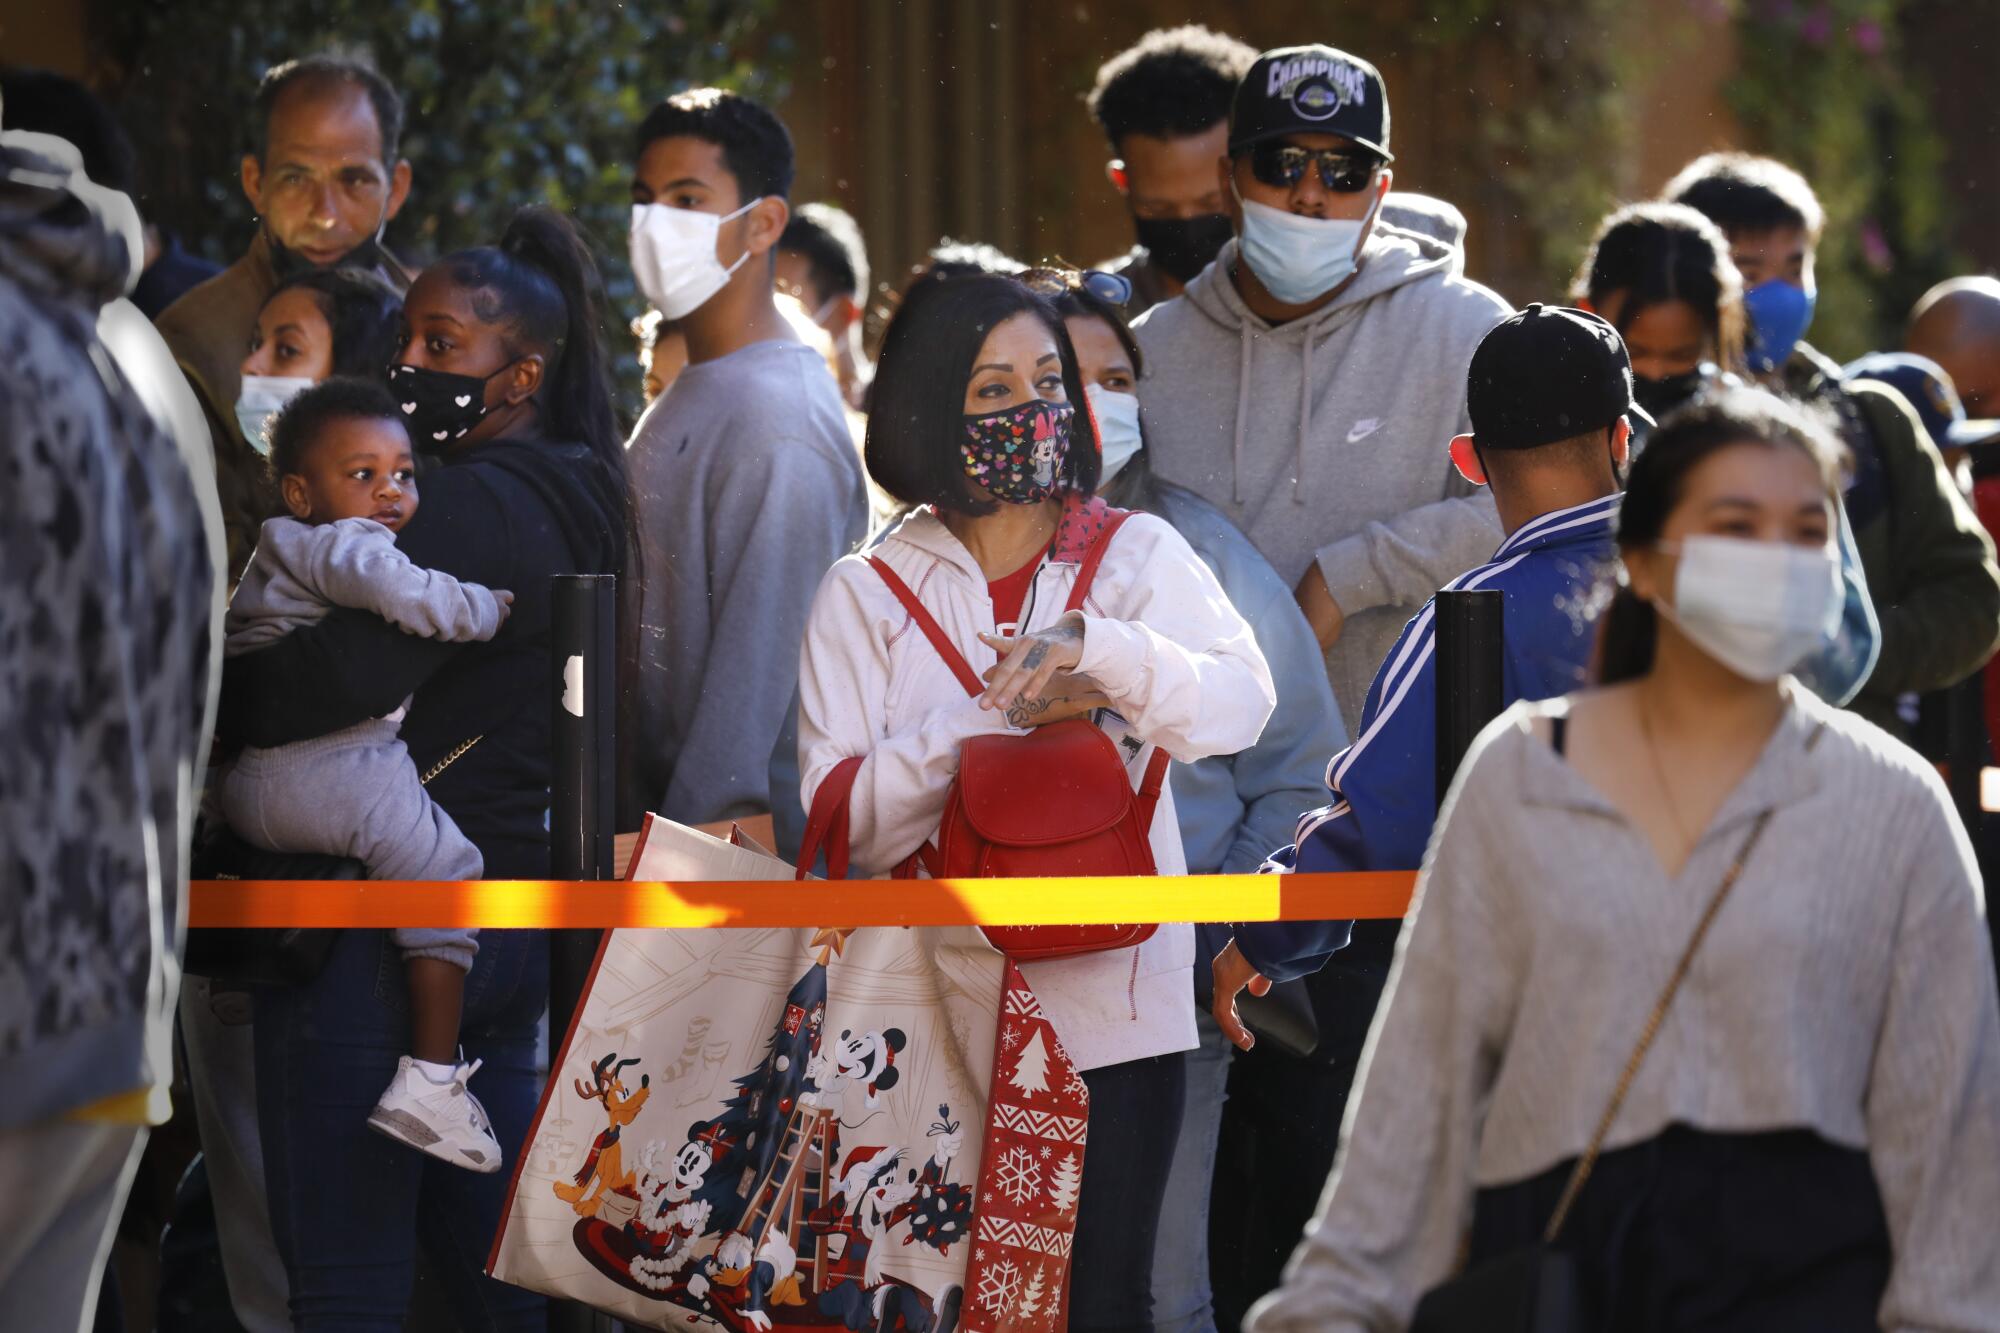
top-left (1468, 304), bottom-right (1647, 450)
top-left (1230, 45), bottom-right (1393, 161)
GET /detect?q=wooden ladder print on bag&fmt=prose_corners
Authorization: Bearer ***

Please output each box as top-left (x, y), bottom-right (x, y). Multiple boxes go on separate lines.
top-left (736, 1105), bottom-right (837, 1290)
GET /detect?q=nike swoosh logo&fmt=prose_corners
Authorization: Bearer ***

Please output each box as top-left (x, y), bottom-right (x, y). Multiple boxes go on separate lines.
top-left (1346, 419), bottom-right (1382, 444)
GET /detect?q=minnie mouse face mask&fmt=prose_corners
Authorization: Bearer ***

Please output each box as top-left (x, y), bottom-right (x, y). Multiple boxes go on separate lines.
top-left (961, 398), bottom-right (1074, 504)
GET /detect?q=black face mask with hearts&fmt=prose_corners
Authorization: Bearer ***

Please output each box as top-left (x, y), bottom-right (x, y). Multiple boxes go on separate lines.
top-left (385, 361), bottom-right (513, 449)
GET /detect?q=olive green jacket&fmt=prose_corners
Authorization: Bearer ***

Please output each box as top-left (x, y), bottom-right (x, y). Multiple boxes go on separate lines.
top-left (1789, 344), bottom-right (2000, 736)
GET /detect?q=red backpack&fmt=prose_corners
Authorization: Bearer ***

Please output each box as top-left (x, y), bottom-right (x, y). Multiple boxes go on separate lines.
top-left (798, 510), bottom-right (1170, 961)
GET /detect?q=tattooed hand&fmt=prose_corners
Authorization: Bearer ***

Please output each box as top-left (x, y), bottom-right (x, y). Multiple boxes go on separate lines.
top-left (977, 612), bottom-right (1087, 711)
top-left (1002, 684), bottom-right (1111, 729)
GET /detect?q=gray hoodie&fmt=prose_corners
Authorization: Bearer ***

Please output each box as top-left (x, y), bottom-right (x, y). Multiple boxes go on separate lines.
top-left (1133, 225), bottom-right (1510, 722)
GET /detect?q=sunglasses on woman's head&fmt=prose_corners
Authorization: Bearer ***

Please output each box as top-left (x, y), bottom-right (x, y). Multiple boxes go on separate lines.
top-left (1247, 142), bottom-right (1381, 194)
top-left (1021, 267), bottom-right (1134, 309)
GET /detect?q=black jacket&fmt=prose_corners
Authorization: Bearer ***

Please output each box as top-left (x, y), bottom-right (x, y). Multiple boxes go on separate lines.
top-left (217, 435), bottom-right (625, 875)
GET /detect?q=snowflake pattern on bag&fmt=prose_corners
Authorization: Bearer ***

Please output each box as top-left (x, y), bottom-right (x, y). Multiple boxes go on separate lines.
top-left (963, 965), bottom-right (1087, 1333)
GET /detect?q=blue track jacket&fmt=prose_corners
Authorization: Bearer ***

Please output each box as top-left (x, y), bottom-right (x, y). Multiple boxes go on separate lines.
top-left (1246, 494), bottom-right (1622, 980)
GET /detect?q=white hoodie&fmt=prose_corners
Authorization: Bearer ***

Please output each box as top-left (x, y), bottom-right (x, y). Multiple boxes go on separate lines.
top-left (798, 496), bottom-right (1276, 1070)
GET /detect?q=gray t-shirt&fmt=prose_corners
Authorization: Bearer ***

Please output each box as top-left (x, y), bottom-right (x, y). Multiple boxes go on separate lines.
top-left (627, 338), bottom-right (867, 828)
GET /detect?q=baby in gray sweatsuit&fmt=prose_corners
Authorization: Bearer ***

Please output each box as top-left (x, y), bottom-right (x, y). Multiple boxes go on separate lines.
top-left (217, 378), bottom-right (511, 1172)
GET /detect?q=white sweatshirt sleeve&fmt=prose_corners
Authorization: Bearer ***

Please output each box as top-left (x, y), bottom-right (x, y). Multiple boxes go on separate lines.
top-left (1074, 515), bottom-right (1276, 763)
top-left (797, 559), bottom-right (1013, 874)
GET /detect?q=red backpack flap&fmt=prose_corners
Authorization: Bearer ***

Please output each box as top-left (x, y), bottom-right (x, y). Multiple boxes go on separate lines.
top-left (952, 721), bottom-right (1143, 849)
top-left (961, 725), bottom-right (1171, 960)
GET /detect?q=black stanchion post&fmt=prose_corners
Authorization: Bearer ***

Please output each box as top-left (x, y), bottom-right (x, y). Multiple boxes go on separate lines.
top-left (1945, 673), bottom-right (1985, 838)
top-left (1434, 588), bottom-right (1505, 804)
top-left (548, 574), bottom-right (617, 1333)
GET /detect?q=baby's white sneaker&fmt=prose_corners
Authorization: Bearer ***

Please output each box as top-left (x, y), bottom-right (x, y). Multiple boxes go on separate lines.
top-left (367, 1054), bottom-right (503, 1173)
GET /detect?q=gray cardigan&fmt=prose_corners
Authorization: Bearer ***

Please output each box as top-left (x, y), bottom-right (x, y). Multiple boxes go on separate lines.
top-left (1248, 686), bottom-right (2000, 1332)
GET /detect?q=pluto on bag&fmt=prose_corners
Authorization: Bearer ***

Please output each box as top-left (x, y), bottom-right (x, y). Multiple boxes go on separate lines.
top-left (487, 819), bottom-right (1088, 1332)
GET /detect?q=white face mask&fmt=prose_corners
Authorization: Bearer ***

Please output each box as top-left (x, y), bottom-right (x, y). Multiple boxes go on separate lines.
top-left (234, 374), bottom-right (318, 456)
top-left (629, 198), bottom-right (763, 320)
top-left (1652, 534), bottom-right (1841, 682)
top-left (1234, 184), bottom-right (1374, 305)
top-left (1085, 385), bottom-right (1144, 483)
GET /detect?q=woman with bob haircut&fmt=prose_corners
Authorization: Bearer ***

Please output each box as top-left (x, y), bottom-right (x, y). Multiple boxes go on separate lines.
top-left (1249, 387), bottom-right (2000, 1332)
top-left (796, 271), bottom-right (1276, 1322)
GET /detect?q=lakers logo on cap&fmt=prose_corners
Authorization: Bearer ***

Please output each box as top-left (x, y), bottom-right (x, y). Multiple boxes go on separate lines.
top-left (1265, 53), bottom-right (1369, 120)
top-left (1290, 75), bottom-right (1344, 121)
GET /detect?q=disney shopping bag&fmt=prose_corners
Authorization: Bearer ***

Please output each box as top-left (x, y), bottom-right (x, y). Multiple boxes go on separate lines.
top-left (487, 818), bottom-right (1089, 1332)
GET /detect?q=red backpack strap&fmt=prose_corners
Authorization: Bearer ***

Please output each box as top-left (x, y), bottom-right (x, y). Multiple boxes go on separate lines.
top-left (797, 755), bottom-right (863, 881)
top-left (1064, 509), bottom-right (1135, 614)
top-left (868, 556), bottom-right (984, 698)
top-left (1133, 745), bottom-right (1173, 832)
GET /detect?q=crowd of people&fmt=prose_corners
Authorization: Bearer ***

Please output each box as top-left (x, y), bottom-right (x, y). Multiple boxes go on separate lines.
top-left (6, 18), bottom-right (2000, 1333)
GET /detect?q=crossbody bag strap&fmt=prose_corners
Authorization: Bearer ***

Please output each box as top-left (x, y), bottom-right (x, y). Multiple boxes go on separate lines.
top-left (868, 556), bottom-right (985, 698)
top-left (1540, 721), bottom-right (1823, 1243)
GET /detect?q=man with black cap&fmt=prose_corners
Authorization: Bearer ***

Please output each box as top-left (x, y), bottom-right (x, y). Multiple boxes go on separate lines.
top-left (1134, 43), bottom-right (1510, 732)
top-left (1204, 306), bottom-right (1634, 1318)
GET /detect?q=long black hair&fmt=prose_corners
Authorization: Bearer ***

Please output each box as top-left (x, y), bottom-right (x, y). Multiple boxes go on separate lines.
top-left (441, 206), bottom-right (622, 470)
top-left (268, 267), bottom-right (403, 378)
top-left (865, 273), bottom-right (1101, 515)
top-left (1570, 202), bottom-right (1746, 374)
top-left (1594, 386), bottom-right (1846, 684)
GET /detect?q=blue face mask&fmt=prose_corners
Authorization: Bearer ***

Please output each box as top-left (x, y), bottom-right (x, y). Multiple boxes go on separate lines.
top-left (1234, 187), bottom-right (1374, 305)
top-left (1743, 277), bottom-right (1816, 373)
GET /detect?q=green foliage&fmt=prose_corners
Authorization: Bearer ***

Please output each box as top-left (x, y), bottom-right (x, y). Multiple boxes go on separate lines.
top-left (93, 0), bottom-right (788, 312)
top-left (1726, 0), bottom-right (1959, 359)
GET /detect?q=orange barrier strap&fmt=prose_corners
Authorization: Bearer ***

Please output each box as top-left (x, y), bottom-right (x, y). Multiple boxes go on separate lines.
top-left (188, 872), bottom-right (1416, 930)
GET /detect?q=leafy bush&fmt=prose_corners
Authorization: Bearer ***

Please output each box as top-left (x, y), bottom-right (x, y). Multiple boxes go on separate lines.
top-left (1726, 0), bottom-right (1958, 359)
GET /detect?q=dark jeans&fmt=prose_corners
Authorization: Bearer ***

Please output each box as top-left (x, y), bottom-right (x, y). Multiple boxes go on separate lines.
top-left (1072, 1052), bottom-right (1187, 1333)
top-left (1209, 947), bottom-right (1388, 1332)
top-left (254, 927), bottom-right (548, 1331)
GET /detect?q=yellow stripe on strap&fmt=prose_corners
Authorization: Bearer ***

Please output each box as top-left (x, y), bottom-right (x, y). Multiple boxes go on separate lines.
top-left (188, 872), bottom-right (1416, 930)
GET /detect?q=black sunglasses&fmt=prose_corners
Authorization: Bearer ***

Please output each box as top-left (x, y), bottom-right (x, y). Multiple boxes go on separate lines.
top-left (1247, 142), bottom-right (1381, 194)
top-left (1021, 267), bottom-right (1133, 308)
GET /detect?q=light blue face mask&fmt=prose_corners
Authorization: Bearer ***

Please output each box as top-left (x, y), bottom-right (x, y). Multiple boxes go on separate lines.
top-left (234, 374), bottom-right (317, 456)
top-left (1742, 277), bottom-right (1816, 373)
top-left (1085, 384), bottom-right (1143, 483)
top-left (1235, 188), bottom-right (1373, 305)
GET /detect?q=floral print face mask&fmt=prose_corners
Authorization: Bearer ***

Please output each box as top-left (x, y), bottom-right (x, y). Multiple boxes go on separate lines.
top-left (960, 398), bottom-right (1074, 504)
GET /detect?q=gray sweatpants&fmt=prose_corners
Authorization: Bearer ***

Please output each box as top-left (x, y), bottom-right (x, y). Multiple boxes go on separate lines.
top-left (218, 717), bottom-right (481, 969)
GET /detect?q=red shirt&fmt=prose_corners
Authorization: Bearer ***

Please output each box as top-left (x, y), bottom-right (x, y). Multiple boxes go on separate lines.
top-left (988, 557), bottom-right (1040, 637)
